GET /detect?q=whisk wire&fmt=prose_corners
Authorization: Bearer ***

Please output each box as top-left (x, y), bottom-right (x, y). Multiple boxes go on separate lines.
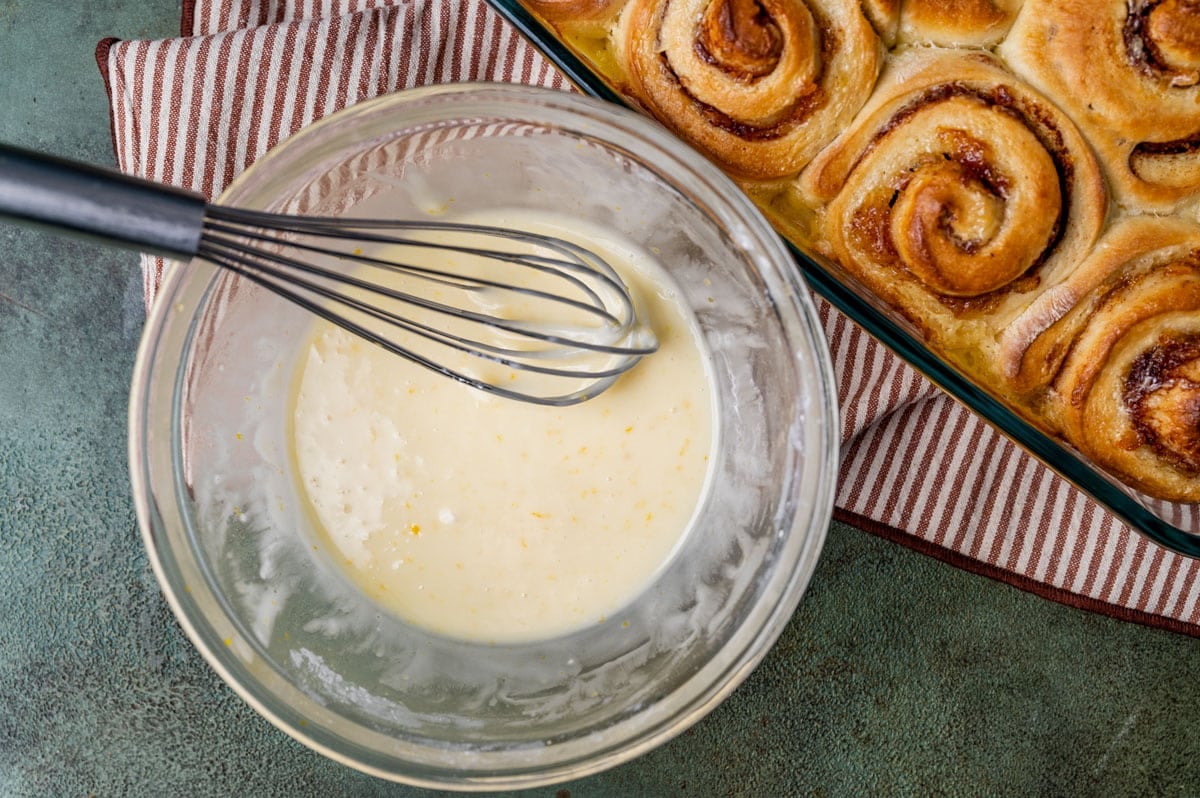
top-left (208, 206), bottom-right (633, 300)
top-left (202, 218), bottom-right (632, 338)
top-left (196, 208), bottom-right (658, 406)
top-left (199, 245), bottom-right (588, 404)
top-left (198, 235), bottom-right (642, 378)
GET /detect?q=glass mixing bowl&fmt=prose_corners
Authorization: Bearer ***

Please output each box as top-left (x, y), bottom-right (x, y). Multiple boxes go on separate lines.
top-left (129, 83), bottom-right (838, 790)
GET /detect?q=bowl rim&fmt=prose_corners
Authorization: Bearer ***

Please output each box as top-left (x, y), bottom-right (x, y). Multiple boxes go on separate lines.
top-left (128, 81), bottom-right (840, 790)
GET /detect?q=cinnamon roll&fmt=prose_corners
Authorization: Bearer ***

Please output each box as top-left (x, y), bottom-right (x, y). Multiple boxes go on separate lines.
top-left (798, 50), bottom-right (1107, 380)
top-left (1033, 217), bottom-right (1200, 503)
top-left (615, 0), bottom-right (883, 179)
top-left (999, 0), bottom-right (1200, 214)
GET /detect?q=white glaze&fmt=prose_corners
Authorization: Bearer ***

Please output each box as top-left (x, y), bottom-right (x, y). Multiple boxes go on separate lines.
top-left (289, 211), bottom-right (716, 642)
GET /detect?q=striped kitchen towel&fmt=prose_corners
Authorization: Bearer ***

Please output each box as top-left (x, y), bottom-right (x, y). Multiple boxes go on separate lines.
top-left (96, 0), bottom-right (1200, 635)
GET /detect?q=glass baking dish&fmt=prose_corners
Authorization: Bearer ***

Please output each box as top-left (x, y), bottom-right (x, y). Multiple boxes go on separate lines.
top-left (484, 0), bottom-right (1200, 556)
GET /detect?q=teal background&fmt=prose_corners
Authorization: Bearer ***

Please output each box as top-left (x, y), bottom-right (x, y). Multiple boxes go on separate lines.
top-left (1, 2), bottom-right (1198, 795)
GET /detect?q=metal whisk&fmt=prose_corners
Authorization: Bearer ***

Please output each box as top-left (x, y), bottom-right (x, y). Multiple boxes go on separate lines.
top-left (0, 143), bottom-right (657, 406)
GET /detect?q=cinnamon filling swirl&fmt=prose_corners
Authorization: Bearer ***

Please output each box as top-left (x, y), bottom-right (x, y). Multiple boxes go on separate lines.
top-left (695, 0), bottom-right (785, 79)
top-left (1124, 332), bottom-right (1200, 472)
top-left (1125, 0), bottom-right (1200, 86)
top-left (659, 52), bottom-right (827, 140)
top-left (838, 84), bottom-right (1071, 304)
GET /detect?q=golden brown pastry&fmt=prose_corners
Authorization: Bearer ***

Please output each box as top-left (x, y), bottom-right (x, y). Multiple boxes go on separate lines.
top-left (614, 0), bottom-right (883, 179)
top-left (901, 0), bottom-right (1021, 46)
top-left (867, 0), bottom-right (1023, 47)
top-left (1031, 217), bottom-right (1200, 503)
top-left (797, 50), bottom-right (1107, 383)
top-left (858, 0), bottom-right (898, 43)
top-left (524, 0), bottom-right (626, 21)
top-left (999, 0), bottom-right (1200, 214)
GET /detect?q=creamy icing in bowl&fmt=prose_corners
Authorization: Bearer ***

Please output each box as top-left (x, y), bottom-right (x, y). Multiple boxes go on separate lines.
top-left (290, 210), bottom-right (717, 643)
top-left (129, 84), bottom-right (837, 790)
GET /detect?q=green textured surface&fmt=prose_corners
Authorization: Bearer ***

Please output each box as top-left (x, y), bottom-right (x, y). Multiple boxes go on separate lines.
top-left (1, 2), bottom-right (1199, 796)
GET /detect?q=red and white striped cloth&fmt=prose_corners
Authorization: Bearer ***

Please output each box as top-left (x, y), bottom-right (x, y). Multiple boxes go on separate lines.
top-left (97, 0), bottom-right (1200, 635)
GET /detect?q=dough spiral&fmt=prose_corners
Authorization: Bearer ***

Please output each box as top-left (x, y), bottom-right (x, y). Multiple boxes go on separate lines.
top-left (1031, 217), bottom-right (1200, 503)
top-left (799, 50), bottom-right (1107, 377)
top-left (1000, 0), bottom-right (1200, 214)
top-left (615, 0), bottom-right (883, 179)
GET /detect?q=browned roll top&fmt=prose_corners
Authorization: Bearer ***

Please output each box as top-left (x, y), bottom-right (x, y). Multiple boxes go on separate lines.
top-left (617, 0), bottom-right (882, 179)
top-left (525, 0), bottom-right (627, 21)
top-left (800, 52), bottom-right (1106, 365)
top-left (846, 84), bottom-right (1066, 301)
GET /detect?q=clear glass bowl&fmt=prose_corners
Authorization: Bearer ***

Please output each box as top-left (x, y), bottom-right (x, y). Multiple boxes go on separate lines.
top-left (129, 84), bottom-right (838, 790)
top-left (486, 0), bottom-right (1200, 553)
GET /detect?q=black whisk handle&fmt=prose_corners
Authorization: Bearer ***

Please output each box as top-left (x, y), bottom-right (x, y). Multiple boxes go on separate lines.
top-left (0, 142), bottom-right (207, 259)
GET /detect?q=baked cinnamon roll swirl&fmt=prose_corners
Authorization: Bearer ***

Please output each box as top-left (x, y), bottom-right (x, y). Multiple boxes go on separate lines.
top-left (1031, 217), bottom-right (1200, 503)
top-left (615, 0), bottom-right (883, 179)
top-left (798, 50), bottom-right (1107, 379)
top-left (1000, 0), bottom-right (1200, 214)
